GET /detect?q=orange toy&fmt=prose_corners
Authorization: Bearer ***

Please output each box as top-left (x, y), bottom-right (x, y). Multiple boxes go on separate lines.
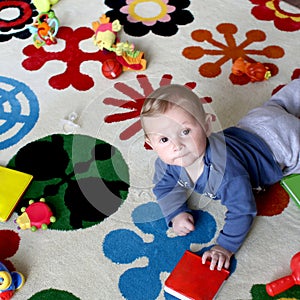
top-left (232, 57), bottom-right (271, 82)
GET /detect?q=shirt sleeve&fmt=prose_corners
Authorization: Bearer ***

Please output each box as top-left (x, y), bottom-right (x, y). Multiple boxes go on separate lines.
top-left (152, 159), bottom-right (190, 226)
top-left (216, 175), bottom-right (257, 253)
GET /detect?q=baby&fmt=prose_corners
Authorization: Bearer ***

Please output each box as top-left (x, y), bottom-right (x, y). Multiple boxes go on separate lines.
top-left (140, 79), bottom-right (300, 271)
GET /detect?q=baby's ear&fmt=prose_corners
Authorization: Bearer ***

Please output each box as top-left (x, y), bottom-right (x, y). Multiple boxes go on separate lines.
top-left (204, 113), bottom-right (213, 136)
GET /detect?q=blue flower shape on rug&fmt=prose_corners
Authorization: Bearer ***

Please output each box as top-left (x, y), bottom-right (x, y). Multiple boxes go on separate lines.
top-left (104, 0), bottom-right (194, 37)
top-left (103, 202), bottom-right (217, 300)
top-left (0, 76), bottom-right (39, 150)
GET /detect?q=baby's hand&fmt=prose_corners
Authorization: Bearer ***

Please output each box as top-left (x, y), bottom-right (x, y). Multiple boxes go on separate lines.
top-left (202, 245), bottom-right (233, 271)
top-left (172, 212), bottom-right (195, 236)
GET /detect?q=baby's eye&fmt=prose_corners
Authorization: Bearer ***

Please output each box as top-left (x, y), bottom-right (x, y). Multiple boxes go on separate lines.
top-left (182, 129), bottom-right (190, 136)
top-left (160, 137), bottom-right (169, 143)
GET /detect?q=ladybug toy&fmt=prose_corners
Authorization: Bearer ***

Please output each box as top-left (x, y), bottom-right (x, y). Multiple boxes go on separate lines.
top-left (16, 198), bottom-right (56, 232)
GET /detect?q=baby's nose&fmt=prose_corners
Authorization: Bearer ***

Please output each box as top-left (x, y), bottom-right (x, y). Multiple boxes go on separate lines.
top-left (173, 141), bottom-right (183, 151)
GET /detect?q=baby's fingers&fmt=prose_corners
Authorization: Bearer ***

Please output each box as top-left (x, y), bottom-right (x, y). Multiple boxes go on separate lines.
top-left (185, 221), bottom-right (195, 232)
top-left (201, 251), bottom-right (211, 265)
top-left (201, 250), bottom-right (226, 271)
top-left (209, 253), bottom-right (219, 270)
top-left (223, 257), bottom-right (230, 269)
top-left (216, 255), bottom-right (226, 271)
top-left (176, 228), bottom-right (189, 236)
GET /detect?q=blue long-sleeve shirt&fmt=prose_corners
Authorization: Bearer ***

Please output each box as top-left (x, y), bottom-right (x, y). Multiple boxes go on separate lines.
top-left (153, 127), bottom-right (283, 253)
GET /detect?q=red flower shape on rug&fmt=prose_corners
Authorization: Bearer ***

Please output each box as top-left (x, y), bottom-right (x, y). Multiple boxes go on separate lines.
top-left (0, 0), bottom-right (38, 42)
top-left (22, 26), bottom-right (116, 91)
top-left (103, 74), bottom-right (213, 141)
top-left (254, 182), bottom-right (290, 216)
top-left (182, 23), bottom-right (284, 84)
top-left (0, 230), bottom-right (21, 271)
top-left (272, 68), bottom-right (300, 95)
top-left (250, 0), bottom-right (300, 32)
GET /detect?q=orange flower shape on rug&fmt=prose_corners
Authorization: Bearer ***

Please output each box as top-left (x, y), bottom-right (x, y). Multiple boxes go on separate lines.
top-left (182, 23), bottom-right (284, 84)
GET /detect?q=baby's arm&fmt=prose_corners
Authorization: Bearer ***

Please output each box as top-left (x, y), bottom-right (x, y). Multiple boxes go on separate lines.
top-left (172, 212), bottom-right (195, 236)
top-left (153, 159), bottom-right (192, 226)
top-left (202, 245), bottom-right (233, 271)
top-left (202, 177), bottom-right (256, 271)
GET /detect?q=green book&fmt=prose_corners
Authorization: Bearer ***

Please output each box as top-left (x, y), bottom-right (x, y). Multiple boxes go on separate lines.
top-left (281, 174), bottom-right (300, 208)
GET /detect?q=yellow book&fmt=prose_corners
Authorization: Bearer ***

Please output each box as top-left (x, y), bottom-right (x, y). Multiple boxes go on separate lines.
top-left (0, 166), bottom-right (33, 222)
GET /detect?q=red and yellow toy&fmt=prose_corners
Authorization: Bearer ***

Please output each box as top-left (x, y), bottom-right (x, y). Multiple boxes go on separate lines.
top-left (16, 198), bottom-right (56, 232)
top-left (92, 15), bottom-right (147, 79)
top-left (232, 57), bottom-right (271, 82)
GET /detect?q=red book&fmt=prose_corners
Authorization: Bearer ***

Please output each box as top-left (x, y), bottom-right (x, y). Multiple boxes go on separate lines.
top-left (164, 250), bottom-right (230, 300)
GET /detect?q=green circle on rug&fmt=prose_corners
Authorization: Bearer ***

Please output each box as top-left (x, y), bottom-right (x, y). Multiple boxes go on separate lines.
top-left (28, 288), bottom-right (80, 300)
top-left (8, 134), bottom-right (129, 230)
top-left (251, 284), bottom-right (300, 299)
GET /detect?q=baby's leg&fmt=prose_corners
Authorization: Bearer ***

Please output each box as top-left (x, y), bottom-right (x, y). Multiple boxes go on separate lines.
top-left (264, 78), bottom-right (300, 117)
top-left (237, 79), bottom-right (300, 175)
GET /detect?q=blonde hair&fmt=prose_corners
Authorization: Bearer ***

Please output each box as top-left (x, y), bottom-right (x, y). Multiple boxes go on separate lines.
top-left (140, 84), bottom-right (207, 129)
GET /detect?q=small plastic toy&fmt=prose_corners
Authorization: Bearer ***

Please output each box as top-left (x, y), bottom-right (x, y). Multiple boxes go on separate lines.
top-left (61, 112), bottom-right (80, 134)
top-left (0, 262), bottom-right (25, 300)
top-left (102, 59), bottom-right (123, 79)
top-left (29, 10), bottom-right (60, 48)
top-left (92, 15), bottom-right (147, 78)
top-left (266, 251), bottom-right (300, 296)
top-left (33, 0), bottom-right (60, 12)
top-left (232, 57), bottom-right (271, 82)
top-left (16, 198), bottom-right (56, 232)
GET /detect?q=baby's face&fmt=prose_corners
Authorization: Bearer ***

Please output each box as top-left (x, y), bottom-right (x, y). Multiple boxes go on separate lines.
top-left (143, 105), bottom-right (209, 168)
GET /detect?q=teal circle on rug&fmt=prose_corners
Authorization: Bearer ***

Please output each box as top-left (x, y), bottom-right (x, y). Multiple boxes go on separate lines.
top-left (8, 134), bottom-right (129, 230)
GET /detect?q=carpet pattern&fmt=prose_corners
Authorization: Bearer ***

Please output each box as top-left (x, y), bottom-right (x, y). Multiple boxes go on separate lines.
top-left (0, 0), bottom-right (300, 299)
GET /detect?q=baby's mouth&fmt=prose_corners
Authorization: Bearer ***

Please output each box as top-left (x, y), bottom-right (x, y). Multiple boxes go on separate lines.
top-left (174, 153), bottom-right (187, 160)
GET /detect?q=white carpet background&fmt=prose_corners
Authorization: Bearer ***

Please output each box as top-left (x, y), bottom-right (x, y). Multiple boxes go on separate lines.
top-left (0, 0), bottom-right (299, 299)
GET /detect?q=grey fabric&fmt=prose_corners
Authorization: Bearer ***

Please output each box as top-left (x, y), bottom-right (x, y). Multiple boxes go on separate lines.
top-left (238, 79), bottom-right (300, 175)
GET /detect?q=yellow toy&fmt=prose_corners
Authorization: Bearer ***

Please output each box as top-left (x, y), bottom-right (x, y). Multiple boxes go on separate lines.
top-left (33, 0), bottom-right (60, 12)
top-left (92, 15), bottom-right (147, 72)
